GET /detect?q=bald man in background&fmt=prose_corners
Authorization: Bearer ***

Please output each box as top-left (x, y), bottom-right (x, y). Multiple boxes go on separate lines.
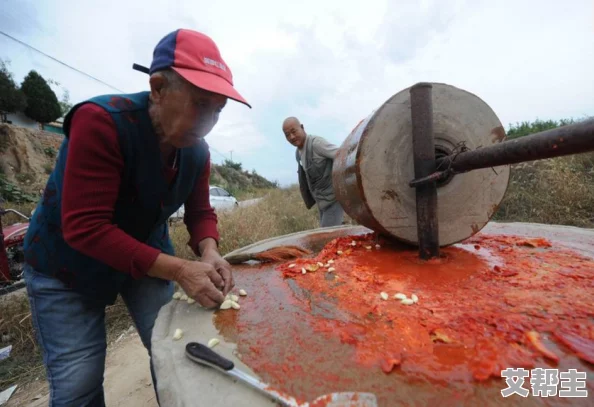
top-left (282, 117), bottom-right (344, 227)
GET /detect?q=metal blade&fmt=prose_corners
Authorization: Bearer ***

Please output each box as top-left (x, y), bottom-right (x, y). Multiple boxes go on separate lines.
top-left (185, 341), bottom-right (377, 407)
top-left (226, 367), bottom-right (301, 407)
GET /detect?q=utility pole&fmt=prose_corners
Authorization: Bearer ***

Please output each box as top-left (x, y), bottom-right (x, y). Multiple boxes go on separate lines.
top-left (230, 150), bottom-right (234, 161)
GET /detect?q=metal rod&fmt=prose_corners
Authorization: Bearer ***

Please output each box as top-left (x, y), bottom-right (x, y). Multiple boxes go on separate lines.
top-left (436, 118), bottom-right (594, 173)
top-left (409, 170), bottom-right (451, 188)
top-left (410, 83), bottom-right (440, 259)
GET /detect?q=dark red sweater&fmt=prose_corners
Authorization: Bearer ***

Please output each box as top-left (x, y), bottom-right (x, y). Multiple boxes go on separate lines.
top-left (61, 103), bottom-right (219, 279)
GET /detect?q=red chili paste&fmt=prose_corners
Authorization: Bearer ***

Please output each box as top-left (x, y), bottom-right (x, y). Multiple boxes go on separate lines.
top-left (215, 233), bottom-right (594, 405)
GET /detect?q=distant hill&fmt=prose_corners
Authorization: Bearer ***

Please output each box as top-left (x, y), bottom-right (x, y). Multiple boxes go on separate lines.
top-left (0, 124), bottom-right (277, 203)
top-left (210, 159), bottom-right (278, 198)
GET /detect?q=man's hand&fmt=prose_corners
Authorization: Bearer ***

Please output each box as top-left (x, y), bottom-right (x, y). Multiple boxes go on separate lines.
top-left (176, 261), bottom-right (226, 308)
top-left (147, 253), bottom-right (226, 309)
top-left (201, 247), bottom-right (234, 296)
top-left (198, 238), bottom-right (234, 296)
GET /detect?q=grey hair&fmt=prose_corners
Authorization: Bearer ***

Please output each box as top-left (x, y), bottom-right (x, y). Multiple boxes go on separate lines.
top-left (151, 68), bottom-right (185, 90)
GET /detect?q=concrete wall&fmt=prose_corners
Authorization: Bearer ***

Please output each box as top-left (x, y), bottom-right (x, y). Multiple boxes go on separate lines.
top-left (5, 112), bottom-right (39, 130)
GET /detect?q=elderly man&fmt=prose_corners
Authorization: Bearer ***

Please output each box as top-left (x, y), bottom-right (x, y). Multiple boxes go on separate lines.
top-left (22, 29), bottom-right (250, 406)
top-left (282, 117), bottom-right (344, 227)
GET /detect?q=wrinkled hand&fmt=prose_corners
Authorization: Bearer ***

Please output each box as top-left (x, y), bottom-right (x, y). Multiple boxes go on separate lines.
top-left (176, 261), bottom-right (226, 309)
top-left (201, 248), bottom-right (234, 296)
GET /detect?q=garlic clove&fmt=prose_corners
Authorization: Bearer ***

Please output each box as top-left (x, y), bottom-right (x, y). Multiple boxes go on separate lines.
top-left (239, 289), bottom-right (247, 296)
top-left (328, 267), bottom-right (336, 272)
top-left (180, 294), bottom-right (188, 301)
top-left (220, 300), bottom-right (233, 310)
top-left (207, 338), bottom-right (220, 348)
top-left (380, 292), bottom-right (389, 301)
top-left (187, 297), bottom-right (196, 304)
top-left (394, 293), bottom-right (407, 300)
top-left (411, 294), bottom-right (419, 303)
top-left (173, 328), bottom-right (183, 340)
top-left (401, 298), bottom-right (415, 305)
top-left (230, 294), bottom-right (239, 302)
top-left (288, 264), bottom-right (295, 268)
top-left (172, 292), bottom-right (182, 300)
top-left (231, 301), bottom-right (241, 310)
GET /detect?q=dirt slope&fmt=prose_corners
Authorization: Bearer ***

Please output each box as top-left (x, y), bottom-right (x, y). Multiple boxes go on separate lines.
top-left (0, 124), bottom-right (62, 197)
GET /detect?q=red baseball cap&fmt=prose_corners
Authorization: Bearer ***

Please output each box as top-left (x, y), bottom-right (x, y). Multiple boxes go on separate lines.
top-left (148, 29), bottom-right (251, 108)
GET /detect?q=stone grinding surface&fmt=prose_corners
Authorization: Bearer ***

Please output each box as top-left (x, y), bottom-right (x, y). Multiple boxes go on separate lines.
top-left (153, 223), bottom-right (594, 407)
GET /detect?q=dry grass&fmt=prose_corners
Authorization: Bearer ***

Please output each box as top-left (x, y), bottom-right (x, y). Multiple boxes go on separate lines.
top-left (0, 295), bottom-right (42, 389)
top-left (232, 187), bottom-right (275, 201)
top-left (493, 152), bottom-right (594, 227)
top-left (1, 201), bottom-right (36, 225)
top-left (170, 186), bottom-right (321, 258)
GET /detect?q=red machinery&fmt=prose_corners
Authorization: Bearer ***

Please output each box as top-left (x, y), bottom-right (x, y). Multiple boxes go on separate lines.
top-left (0, 207), bottom-right (30, 288)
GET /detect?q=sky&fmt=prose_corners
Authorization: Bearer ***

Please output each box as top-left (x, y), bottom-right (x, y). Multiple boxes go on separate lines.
top-left (1, 0), bottom-right (593, 186)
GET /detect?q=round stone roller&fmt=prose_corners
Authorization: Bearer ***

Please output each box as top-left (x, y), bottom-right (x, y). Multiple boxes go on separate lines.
top-left (333, 82), bottom-right (510, 246)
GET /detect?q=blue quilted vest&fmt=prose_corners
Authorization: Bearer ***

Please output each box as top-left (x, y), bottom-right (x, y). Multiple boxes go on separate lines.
top-left (23, 91), bottom-right (208, 305)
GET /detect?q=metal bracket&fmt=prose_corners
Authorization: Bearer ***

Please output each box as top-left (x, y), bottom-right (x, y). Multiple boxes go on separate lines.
top-left (410, 83), bottom-right (440, 260)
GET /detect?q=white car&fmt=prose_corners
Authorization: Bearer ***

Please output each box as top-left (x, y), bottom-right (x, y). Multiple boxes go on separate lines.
top-left (169, 186), bottom-right (238, 220)
top-left (208, 186), bottom-right (238, 210)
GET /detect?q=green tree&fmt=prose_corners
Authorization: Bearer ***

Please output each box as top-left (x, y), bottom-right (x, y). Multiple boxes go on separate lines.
top-left (506, 118), bottom-right (579, 139)
top-left (223, 158), bottom-right (242, 171)
top-left (47, 78), bottom-right (73, 116)
top-left (0, 59), bottom-right (27, 122)
top-left (59, 89), bottom-right (73, 116)
top-left (21, 70), bottom-right (62, 123)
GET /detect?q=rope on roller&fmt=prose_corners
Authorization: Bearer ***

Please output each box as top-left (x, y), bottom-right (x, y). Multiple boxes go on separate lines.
top-left (412, 141), bottom-right (502, 187)
top-left (436, 141), bottom-right (469, 174)
top-left (442, 141), bottom-right (502, 177)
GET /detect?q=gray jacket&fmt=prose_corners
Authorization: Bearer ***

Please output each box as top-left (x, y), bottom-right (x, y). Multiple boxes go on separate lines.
top-left (296, 135), bottom-right (338, 211)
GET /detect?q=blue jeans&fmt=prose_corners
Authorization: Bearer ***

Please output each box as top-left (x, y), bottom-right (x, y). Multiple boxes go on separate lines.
top-left (24, 265), bottom-right (173, 407)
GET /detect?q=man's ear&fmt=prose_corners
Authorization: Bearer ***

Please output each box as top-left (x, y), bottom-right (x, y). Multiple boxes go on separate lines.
top-left (301, 124), bottom-right (304, 130)
top-left (149, 73), bottom-right (166, 104)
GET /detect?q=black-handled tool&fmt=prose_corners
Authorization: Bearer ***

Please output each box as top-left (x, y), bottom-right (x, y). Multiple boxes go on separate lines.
top-left (185, 341), bottom-right (378, 407)
top-left (186, 341), bottom-right (299, 406)
top-left (185, 342), bottom-right (234, 371)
